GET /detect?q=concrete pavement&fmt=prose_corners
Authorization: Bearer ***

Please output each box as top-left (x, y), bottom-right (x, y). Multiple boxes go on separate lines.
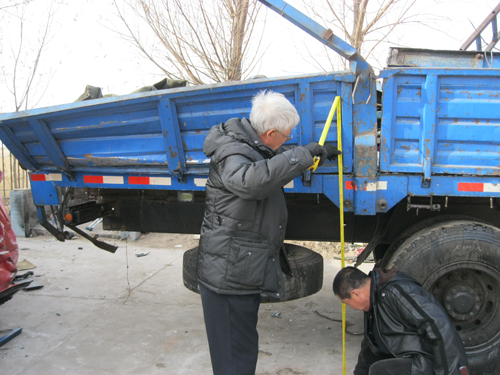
top-left (1, 235), bottom-right (369, 375)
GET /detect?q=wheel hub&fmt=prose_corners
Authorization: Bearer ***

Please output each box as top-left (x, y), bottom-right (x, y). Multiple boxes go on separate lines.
top-left (443, 281), bottom-right (481, 320)
top-left (428, 265), bottom-right (500, 348)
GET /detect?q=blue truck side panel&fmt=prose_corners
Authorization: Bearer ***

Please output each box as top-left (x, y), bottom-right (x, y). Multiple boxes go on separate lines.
top-left (2, 68), bottom-right (500, 215)
top-left (0, 73), bottom-right (350, 175)
top-left (380, 68), bottom-right (500, 177)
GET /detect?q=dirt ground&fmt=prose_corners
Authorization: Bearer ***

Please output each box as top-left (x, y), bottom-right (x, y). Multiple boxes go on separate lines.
top-left (133, 232), bottom-right (363, 264)
top-left (2, 233), bottom-right (369, 375)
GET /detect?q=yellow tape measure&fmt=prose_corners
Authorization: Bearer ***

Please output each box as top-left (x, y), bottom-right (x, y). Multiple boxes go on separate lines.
top-left (309, 96), bottom-right (341, 172)
top-left (335, 97), bottom-right (346, 375)
top-left (308, 96), bottom-right (346, 374)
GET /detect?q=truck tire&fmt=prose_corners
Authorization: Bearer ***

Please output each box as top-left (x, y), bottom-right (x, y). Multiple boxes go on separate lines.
top-left (377, 215), bottom-right (483, 268)
top-left (384, 220), bottom-right (500, 375)
top-left (182, 244), bottom-right (323, 303)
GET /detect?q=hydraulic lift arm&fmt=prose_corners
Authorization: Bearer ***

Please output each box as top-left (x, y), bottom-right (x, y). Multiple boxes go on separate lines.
top-left (257, 0), bottom-right (373, 76)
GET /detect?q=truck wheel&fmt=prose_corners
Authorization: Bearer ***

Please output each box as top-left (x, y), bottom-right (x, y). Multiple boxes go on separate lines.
top-left (377, 214), bottom-right (482, 268)
top-left (384, 220), bottom-right (500, 375)
top-left (182, 244), bottom-right (323, 303)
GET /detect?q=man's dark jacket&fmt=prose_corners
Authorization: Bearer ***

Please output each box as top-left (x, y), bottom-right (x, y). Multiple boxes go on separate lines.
top-left (197, 118), bottom-right (313, 298)
top-left (355, 269), bottom-right (469, 375)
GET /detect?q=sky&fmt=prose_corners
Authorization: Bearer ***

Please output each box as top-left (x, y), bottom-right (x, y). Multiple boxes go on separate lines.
top-left (0, 0), bottom-right (499, 113)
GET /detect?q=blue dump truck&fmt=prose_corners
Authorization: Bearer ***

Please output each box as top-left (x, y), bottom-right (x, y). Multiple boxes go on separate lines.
top-left (1, 0), bottom-right (499, 373)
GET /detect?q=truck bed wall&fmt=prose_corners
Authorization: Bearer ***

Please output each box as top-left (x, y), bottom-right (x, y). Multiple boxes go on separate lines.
top-left (1, 66), bottom-right (500, 220)
top-left (0, 73), bottom-right (350, 176)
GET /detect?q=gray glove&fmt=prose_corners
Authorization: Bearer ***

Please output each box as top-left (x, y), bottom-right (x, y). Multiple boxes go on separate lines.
top-left (305, 142), bottom-right (328, 166)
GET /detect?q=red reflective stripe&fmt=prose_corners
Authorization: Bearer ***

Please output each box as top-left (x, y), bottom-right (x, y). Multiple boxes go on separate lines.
top-left (345, 181), bottom-right (356, 190)
top-left (129, 176), bottom-right (150, 185)
top-left (30, 174), bottom-right (46, 181)
top-left (458, 182), bottom-right (483, 192)
top-left (84, 175), bottom-right (104, 184)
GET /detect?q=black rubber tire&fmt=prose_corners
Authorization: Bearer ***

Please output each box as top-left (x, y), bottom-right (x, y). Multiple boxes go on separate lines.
top-left (182, 244), bottom-right (324, 303)
top-left (384, 220), bottom-right (500, 375)
top-left (378, 215), bottom-right (484, 268)
top-left (0, 294), bottom-right (13, 306)
top-left (0, 280), bottom-right (31, 306)
top-left (182, 247), bottom-right (200, 295)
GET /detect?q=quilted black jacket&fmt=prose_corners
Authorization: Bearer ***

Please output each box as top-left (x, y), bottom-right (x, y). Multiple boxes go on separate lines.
top-left (197, 118), bottom-right (313, 298)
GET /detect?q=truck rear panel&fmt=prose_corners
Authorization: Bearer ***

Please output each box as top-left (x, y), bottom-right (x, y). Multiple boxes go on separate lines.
top-left (380, 68), bottom-right (500, 177)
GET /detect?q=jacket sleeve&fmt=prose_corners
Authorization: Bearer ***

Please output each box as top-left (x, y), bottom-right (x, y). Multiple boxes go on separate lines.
top-left (385, 284), bottom-right (468, 375)
top-left (218, 146), bottom-right (314, 200)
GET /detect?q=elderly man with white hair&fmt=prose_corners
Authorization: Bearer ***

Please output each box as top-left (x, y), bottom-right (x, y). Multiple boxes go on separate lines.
top-left (197, 90), bottom-right (340, 375)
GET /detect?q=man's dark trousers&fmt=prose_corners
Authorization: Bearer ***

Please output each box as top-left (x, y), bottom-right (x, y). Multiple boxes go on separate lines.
top-left (355, 343), bottom-right (434, 375)
top-left (199, 284), bottom-right (261, 375)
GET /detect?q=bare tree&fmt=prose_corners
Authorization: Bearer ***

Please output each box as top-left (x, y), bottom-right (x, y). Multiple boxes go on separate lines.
top-left (112, 0), bottom-right (264, 84)
top-left (0, 0), bottom-right (33, 12)
top-left (301, 0), bottom-right (430, 71)
top-left (0, 0), bottom-right (56, 112)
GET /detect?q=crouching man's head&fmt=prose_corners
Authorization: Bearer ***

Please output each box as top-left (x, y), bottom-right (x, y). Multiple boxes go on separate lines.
top-left (333, 266), bottom-right (371, 312)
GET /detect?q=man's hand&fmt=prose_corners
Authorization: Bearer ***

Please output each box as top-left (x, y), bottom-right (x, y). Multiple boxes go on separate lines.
top-left (305, 142), bottom-right (328, 166)
top-left (305, 142), bottom-right (341, 166)
top-left (323, 143), bottom-right (341, 160)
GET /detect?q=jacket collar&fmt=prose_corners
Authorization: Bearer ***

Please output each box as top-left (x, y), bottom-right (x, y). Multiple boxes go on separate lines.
top-left (369, 268), bottom-right (398, 311)
top-left (203, 117), bottom-right (275, 158)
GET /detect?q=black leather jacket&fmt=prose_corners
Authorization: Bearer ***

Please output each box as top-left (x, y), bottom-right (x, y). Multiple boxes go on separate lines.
top-left (197, 118), bottom-right (313, 298)
top-left (355, 269), bottom-right (469, 375)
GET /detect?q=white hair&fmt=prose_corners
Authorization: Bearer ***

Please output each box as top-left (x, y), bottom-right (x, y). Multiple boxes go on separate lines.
top-left (249, 90), bottom-right (300, 135)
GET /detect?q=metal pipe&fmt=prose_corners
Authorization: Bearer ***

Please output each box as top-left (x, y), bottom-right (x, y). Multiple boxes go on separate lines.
top-left (460, 3), bottom-right (500, 51)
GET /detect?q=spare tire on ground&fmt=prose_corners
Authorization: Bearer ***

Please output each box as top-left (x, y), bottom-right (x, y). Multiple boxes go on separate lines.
top-left (183, 243), bottom-right (323, 303)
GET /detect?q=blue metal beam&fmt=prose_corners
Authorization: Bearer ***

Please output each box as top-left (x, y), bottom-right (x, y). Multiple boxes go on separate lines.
top-left (257, 0), bottom-right (372, 75)
top-left (386, 47), bottom-right (500, 68)
top-left (28, 119), bottom-right (72, 173)
top-left (0, 328), bottom-right (22, 347)
top-left (0, 126), bottom-right (38, 171)
top-left (421, 74), bottom-right (438, 187)
top-left (158, 99), bottom-right (187, 181)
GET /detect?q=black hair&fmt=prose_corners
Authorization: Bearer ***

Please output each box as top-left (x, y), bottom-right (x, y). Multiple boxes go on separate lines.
top-left (333, 266), bottom-right (370, 299)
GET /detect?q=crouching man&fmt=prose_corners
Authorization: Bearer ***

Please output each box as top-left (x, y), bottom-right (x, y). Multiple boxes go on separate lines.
top-left (333, 266), bottom-right (470, 375)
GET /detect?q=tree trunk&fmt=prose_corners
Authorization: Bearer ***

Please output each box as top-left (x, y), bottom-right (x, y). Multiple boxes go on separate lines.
top-left (227, 0), bottom-right (249, 81)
